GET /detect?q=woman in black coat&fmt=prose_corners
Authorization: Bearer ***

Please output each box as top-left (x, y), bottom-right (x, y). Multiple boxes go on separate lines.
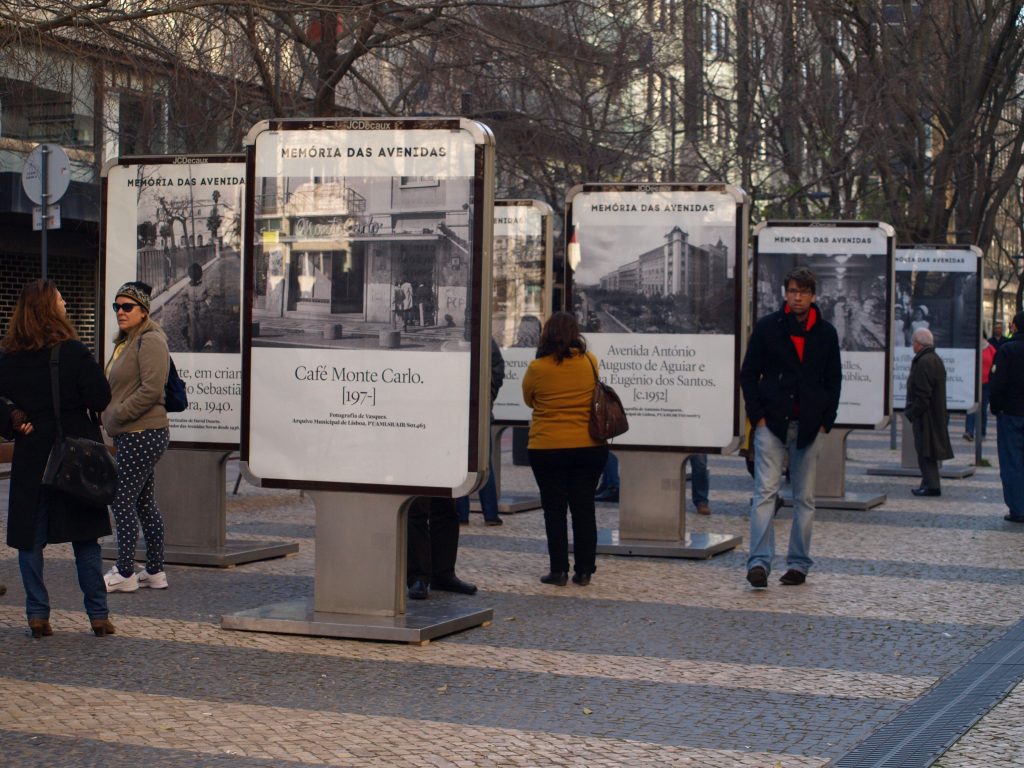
top-left (0, 280), bottom-right (115, 637)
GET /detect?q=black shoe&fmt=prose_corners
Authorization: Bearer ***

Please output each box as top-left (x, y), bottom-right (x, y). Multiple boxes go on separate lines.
top-left (431, 576), bottom-right (477, 595)
top-left (571, 573), bottom-right (591, 586)
top-left (779, 569), bottom-right (806, 586)
top-left (1004, 514), bottom-right (1024, 523)
top-left (408, 578), bottom-right (429, 600)
top-left (0, 582), bottom-right (5, 596)
top-left (746, 566), bottom-right (768, 589)
top-left (911, 487), bottom-right (941, 497)
top-left (963, 433), bottom-right (974, 442)
top-left (485, 518), bottom-right (503, 526)
top-left (540, 571), bottom-right (568, 586)
top-left (595, 487), bottom-right (619, 502)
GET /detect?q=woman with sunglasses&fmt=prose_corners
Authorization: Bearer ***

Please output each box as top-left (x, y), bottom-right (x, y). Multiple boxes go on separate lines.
top-left (0, 279), bottom-right (114, 637)
top-left (103, 281), bottom-right (171, 593)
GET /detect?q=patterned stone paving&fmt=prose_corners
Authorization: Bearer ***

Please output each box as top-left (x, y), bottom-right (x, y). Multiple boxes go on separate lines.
top-left (0, 422), bottom-right (1020, 766)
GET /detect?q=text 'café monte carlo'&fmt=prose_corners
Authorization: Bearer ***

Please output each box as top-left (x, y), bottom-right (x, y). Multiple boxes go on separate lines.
top-left (251, 173), bottom-right (475, 331)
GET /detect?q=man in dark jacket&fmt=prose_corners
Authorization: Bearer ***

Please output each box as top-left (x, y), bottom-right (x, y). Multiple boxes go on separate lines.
top-left (990, 311), bottom-right (1024, 522)
top-left (739, 266), bottom-right (842, 588)
top-left (905, 328), bottom-right (953, 496)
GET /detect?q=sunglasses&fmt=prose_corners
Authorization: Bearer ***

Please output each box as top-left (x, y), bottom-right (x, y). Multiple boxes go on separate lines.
top-left (112, 302), bottom-right (140, 313)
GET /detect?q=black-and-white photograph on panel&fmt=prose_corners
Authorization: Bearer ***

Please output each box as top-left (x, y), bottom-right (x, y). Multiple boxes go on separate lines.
top-left (102, 156), bottom-right (245, 449)
top-left (753, 222), bottom-right (895, 428)
top-left (893, 246), bottom-right (982, 410)
top-left (243, 119), bottom-right (494, 493)
top-left (491, 200), bottom-right (553, 424)
top-left (567, 185), bottom-right (747, 450)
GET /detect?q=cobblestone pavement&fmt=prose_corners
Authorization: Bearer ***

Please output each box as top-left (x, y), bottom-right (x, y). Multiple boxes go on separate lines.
top-left (0, 422), bottom-right (1021, 766)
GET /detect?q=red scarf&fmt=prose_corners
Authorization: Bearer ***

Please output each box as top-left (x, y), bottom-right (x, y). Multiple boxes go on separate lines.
top-left (784, 303), bottom-right (817, 361)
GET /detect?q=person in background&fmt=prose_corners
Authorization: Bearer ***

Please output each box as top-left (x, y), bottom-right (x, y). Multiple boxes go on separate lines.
top-left (989, 320), bottom-right (1006, 349)
top-left (691, 453), bottom-right (711, 515)
top-left (905, 328), bottom-right (953, 497)
top-left (989, 312), bottom-right (1024, 523)
top-left (407, 495), bottom-right (478, 600)
top-left (594, 452), bottom-right (619, 502)
top-left (457, 339), bottom-right (505, 526)
top-left (964, 337), bottom-right (996, 442)
top-left (103, 281), bottom-right (171, 593)
top-left (523, 312), bottom-right (608, 587)
top-left (0, 279), bottom-right (115, 637)
top-left (739, 267), bottom-right (842, 589)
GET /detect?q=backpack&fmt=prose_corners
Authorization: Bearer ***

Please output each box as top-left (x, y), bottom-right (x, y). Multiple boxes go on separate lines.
top-left (164, 357), bottom-right (188, 413)
top-left (136, 337), bottom-right (188, 413)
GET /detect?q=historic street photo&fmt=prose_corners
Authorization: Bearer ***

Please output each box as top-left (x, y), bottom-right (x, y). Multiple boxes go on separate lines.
top-left (756, 252), bottom-right (889, 352)
top-left (571, 220), bottom-right (736, 335)
top-left (251, 174), bottom-right (476, 353)
top-left (895, 270), bottom-right (979, 349)
top-left (135, 170), bottom-right (244, 354)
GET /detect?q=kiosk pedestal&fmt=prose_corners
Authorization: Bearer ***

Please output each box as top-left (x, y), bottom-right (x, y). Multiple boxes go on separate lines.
top-left (222, 492), bottom-right (492, 644)
top-left (866, 414), bottom-right (975, 479)
top-left (780, 429), bottom-right (886, 510)
top-left (102, 448), bottom-right (298, 567)
top-left (469, 426), bottom-right (541, 514)
top-left (595, 451), bottom-right (740, 558)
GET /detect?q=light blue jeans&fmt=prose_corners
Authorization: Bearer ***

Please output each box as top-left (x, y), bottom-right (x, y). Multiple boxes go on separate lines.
top-left (748, 422), bottom-right (822, 575)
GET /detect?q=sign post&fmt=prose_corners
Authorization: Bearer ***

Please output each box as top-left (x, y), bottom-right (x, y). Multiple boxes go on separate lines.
top-left (22, 143), bottom-right (70, 277)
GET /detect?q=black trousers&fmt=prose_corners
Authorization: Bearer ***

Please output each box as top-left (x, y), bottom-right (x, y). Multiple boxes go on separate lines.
top-left (407, 496), bottom-right (459, 584)
top-left (529, 445), bottom-right (608, 576)
top-left (912, 420), bottom-right (942, 491)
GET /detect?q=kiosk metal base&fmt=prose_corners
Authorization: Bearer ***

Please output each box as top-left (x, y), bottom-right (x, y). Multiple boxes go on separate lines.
top-left (221, 597), bottom-right (492, 644)
top-left (102, 540), bottom-right (298, 568)
top-left (866, 465), bottom-right (975, 479)
top-left (470, 493), bottom-right (541, 514)
top-left (781, 493), bottom-right (887, 511)
top-left (595, 528), bottom-right (740, 559)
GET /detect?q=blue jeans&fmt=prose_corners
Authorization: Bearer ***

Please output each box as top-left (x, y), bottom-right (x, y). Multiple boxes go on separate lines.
top-left (18, 499), bottom-right (108, 621)
top-left (690, 453), bottom-right (709, 507)
top-left (965, 383), bottom-right (991, 438)
top-left (748, 422), bottom-right (822, 575)
top-left (997, 413), bottom-right (1024, 519)
top-left (456, 455), bottom-right (500, 522)
top-left (596, 452), bottom-right (620, 492)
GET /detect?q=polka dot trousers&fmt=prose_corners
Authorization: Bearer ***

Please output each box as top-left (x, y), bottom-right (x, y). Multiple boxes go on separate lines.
top-left (112, 428), bottom-right (169, 577)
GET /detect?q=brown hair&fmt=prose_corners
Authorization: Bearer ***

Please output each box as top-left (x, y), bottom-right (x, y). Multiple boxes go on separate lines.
top-left (784, 266), bottom-right (817, 294)
top-left (536, 310), bottom-right (587, 363)
top-left (1, 279), bottom-right (78, 353)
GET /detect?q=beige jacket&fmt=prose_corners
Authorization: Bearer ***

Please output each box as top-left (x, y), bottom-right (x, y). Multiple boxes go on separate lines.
top-left (104, 323), bottom-right (170, 436)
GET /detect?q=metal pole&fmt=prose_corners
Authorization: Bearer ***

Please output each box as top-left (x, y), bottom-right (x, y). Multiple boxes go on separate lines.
top-left (40, 145), bottom-right (49, 278)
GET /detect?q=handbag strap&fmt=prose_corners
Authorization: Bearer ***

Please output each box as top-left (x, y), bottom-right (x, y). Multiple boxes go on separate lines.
top-left (48, 343), bottom-right (64, 440)
top-left (585, 352), bottom-right (600, 384)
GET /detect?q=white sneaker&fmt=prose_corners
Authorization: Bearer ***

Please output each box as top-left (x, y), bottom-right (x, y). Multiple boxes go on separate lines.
top-left (137, 569), bottom-right (168, 589)
top-left (104, 566), bottom-right (139, 593)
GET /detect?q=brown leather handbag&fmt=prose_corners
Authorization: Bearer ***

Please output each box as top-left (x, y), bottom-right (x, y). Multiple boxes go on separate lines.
top-left (586, 355), bottom-right (629, 441)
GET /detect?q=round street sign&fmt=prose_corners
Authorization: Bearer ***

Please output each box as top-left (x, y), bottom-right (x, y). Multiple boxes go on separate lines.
top-left (22, 143), bottom-right (71, 205)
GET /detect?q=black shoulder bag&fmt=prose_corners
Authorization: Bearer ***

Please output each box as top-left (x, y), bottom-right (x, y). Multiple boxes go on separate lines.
top-left (41, 344), bottom-right (119, 506)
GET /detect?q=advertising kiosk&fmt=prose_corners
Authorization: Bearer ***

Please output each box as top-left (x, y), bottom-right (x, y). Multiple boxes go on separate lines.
top-left (565, 183), bottom-right (746, 558)
top-left (222, 117), bottom-right (496, 642)
top-left (101, 154), bottom-right (297, 566)
top-left (869, 245), bottom-right (982, 479)
top-left (473, 199), bottom-right (555, 513)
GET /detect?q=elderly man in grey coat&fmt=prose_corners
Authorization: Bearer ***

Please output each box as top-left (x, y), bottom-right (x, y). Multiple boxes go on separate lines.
top-left (906, 328), bottom-right (954, 496)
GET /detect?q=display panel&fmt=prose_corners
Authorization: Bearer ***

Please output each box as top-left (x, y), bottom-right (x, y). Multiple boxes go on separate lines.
top-left (101, 156), bottom-right (245, 449)
top-left (566, 185), bottom-right (747, 450)
top-left (893, 246), bottom-right (981, 410)
top-left (753, 222), bottom-right (895, 428)
top-left (242, 118), bottom-right (494, 493)
top-left (491, 200), bottom-right (553, 424)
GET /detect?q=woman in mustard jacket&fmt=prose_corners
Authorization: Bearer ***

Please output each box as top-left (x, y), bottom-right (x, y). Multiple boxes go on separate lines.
top-left (522, 312), bottom-right (608, 586)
